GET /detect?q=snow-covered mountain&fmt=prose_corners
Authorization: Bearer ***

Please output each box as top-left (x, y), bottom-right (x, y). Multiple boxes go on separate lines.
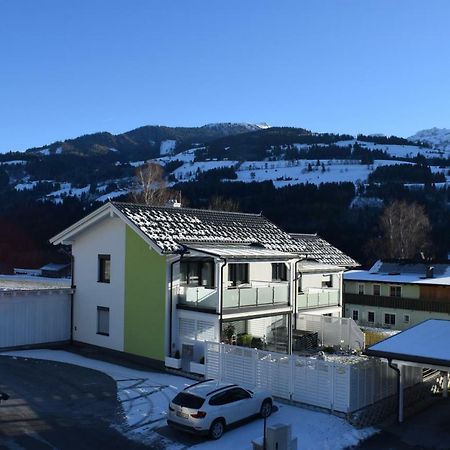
top-left (201, 122), bottom-right (271, 132)
top-left (409, 127), bottom-right (450, 151)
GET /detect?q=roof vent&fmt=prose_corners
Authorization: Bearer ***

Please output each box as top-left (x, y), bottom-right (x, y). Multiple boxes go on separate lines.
top-left (165, 199), bottom-right (181, 208)
top-left (426, 266), bottom-right (434, 279)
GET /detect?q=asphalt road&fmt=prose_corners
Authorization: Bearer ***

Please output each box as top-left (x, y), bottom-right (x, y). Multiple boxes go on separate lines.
top-left (0, 356), bottom-right (153, 450)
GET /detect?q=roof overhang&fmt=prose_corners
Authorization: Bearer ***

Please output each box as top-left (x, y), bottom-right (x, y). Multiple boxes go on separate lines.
top-left (364, 319), bottom-right (450, 370)
top-left (184, 245), bottom-right (297, 261)
top-left (49, 202), bottom-right (165, 255)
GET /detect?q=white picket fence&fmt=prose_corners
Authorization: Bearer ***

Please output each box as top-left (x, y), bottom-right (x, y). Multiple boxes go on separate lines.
top-left (296, 314), bottom-right (365, 351)
top-left (205, 342), bottom-right (422, 413)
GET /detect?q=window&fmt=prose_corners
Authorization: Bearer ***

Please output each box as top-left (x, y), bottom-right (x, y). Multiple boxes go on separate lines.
top-left (322, 275), bottom-right (333, 288)
top-left (227, 387), bottom-right (251, 402)
top-left (209, 391), bottom-right (231, 406)
top-left (97, 306), bottom-right (110, 335)
top-left (272, 263), bottom-right (287, 281)
top-left (173, 392), bottom-right (205, 409)
top-left (229, 263), bottom-right (249, 287)
top-left (373, 284), bottom-right (380, 296)
top-left (384, 313), bottom-right (396, 326)
top-left (358, 284), bottom-right (364, 295)
top-left (368, 311), bottom-right (375, 323)
top-left (98, 255), bottom-right (111, 283)
top-left (180, 260), bottom-right (215, 288)
top-left (404, 314), bottom-right (410, 324)
top-left (390, 286), bottom-right (401, 298)
top-left (352, 309), bottom-right (359, 321)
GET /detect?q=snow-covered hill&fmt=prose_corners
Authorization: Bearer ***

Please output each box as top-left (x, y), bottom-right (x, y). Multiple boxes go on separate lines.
top-left (409, 127), bottom-right (450, 153)
top-left (201, 122), bottom-right (271, 132)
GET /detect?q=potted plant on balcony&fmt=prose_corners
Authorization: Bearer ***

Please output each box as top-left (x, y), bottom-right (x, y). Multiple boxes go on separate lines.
top-left (190, 356), bottom-right (206, 375)
top-left (165, 350), bottom-right (182, 369)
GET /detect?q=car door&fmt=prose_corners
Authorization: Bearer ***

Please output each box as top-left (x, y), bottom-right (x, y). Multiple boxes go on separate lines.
top-left (224, 387), bottom-right (255, 423)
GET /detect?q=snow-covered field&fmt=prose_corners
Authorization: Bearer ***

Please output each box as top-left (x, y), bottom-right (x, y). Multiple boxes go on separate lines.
top-left (1, 350), bottom-right (377, 450)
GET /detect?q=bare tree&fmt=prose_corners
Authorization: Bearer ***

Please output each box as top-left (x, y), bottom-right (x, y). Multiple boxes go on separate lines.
top-left (208, 195), bottom-right (240, 212)
top-left (379, 200), bottom-right (432, 259)
top-left (130, 162), bottom-right (173, 206)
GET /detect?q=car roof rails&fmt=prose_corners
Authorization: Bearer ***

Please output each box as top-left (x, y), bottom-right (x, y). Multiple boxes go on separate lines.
top-left (183, 378), bottom-right (215, 390)
top-left (206, 384), bottom-right (238, 397)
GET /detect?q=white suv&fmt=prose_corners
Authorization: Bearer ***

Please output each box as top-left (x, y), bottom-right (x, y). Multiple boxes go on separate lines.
top-left (167, 379), bottom-right (273, 439)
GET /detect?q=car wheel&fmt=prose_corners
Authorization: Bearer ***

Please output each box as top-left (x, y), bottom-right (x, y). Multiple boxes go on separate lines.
top-left (260, 399), bottom-right (272, 418)
top-left (209, 418), bottom-right (225, 440)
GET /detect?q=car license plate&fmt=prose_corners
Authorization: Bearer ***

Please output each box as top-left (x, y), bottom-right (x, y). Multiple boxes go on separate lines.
top-left (176, 410), bottom-right (188, 418)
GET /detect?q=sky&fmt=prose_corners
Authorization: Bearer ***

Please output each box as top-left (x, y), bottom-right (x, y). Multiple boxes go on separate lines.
top-left (1, 0), bottom-right (450, 152)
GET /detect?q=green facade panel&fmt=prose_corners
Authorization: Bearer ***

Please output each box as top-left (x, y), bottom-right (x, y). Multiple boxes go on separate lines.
top-left (124, 226), bottom-right (166, 361)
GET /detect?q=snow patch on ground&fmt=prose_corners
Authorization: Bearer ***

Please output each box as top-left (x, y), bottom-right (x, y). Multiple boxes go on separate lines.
top-left (1, 350), bottom-right (377, 450)
top-left (160, 140), bottom-right (177, 156)
top-left (96, 190), bottom-right (129, 202)
top-left (15, 181), bottom-right (38, 191)
top-left (172, 160), bottom-right (239, 181)
top-left (1, 160), bottom-right (27, 166)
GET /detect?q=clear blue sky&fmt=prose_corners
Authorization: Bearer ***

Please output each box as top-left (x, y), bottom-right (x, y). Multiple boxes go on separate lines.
top-left (1, 0), bottom-right (450, 152)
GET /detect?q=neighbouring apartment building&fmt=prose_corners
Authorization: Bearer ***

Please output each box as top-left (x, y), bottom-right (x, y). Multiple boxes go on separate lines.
top-left (343, 260), bottom-right (450, 330)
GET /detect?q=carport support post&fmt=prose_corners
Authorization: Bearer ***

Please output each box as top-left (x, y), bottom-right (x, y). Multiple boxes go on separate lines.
top-left (442, 372), bottom-right (448, 398)
top-left (398, 364), bottom-right (404, 423)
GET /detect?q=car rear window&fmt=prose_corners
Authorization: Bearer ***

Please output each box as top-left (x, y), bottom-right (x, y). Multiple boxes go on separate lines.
top-left (172, 392), bottom-right (205, 409)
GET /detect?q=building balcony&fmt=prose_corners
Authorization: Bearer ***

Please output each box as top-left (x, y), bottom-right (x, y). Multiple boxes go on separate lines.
top-left (222, 283), bottom-right (289, 310)
top-left (177, 286), bottom-right (218, 311)
top-left (343, 293), bottom-right (450, 314)
top-left (297, 288), bottom-right (340, 310)
top-left (177, 283), bottom-right (290, 314)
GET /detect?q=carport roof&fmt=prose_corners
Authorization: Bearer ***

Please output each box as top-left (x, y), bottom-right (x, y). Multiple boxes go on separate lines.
top-left (365, 319), bottom-right (450, 368)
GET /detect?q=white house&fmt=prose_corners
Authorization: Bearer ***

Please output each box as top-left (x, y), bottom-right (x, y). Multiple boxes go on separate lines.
top-left (50, 201), bottom-right (356, 371)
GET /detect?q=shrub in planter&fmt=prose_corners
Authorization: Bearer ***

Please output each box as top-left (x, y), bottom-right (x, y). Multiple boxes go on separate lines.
top-left (251, 337), bottom-right (263, 349)
top-left (237, 333), bottom-right (253, 347)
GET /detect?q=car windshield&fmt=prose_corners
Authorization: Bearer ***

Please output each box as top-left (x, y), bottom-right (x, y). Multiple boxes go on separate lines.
top-left (172, 392), bottom-right (205, 409)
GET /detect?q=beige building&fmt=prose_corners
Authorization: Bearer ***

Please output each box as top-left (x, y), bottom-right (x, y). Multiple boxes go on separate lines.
top-left (343, 260), bottom-right (450, 330)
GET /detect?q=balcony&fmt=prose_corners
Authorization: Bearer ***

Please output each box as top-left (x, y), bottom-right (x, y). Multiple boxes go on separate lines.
top-left (223, 283), bottom-right (289, 310)
top-left (297, 288), bottom-right (340, 310)
top-left (344, 293), bottom-right (450, 314)
top-left (177, 286), bottom-right (218, 311)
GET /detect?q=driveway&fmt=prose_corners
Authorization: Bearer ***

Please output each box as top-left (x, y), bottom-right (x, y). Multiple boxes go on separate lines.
top-left (355, 397), bottom-right (450, 450)
top-left (0, 356), bottom-right (162, 450)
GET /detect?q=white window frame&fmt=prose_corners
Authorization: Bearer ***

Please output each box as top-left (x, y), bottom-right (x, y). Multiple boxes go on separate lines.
top-left (367, 311), bottom-right (375, 323)
top-left (404, 314), bottom-right (410, 324)
top-left (352, 309), bottom-right (359, 321)
top-left (389, 285), bottom-right (401, 298)
top-left (358, 284), bottom-right (364, 295)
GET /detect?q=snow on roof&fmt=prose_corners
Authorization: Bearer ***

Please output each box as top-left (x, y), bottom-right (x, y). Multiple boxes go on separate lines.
top-left (0, 275), bottom-right (71, 292)
top-left (345, 261), bottom-right (450, 286)
top-left (290, 233), bottom-right (358, 267)
top-left (112, 202), bottom-right (307, 255)
top-left (366, 319), bottom-right (450, 367)
top-left (40, 263), bottom-right (70, 271)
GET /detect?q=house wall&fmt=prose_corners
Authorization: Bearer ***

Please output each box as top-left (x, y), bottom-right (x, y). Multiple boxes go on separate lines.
top-left (301, 272), bottom-right (341, 291)
top-left (72, 216), bottom-right (125, 351)
top-left (124, 225), bottom-right (167, 362)
top-left (344, 280), bottom-right (420, 299)
top-left (344, 303), bottom-right (450, 330)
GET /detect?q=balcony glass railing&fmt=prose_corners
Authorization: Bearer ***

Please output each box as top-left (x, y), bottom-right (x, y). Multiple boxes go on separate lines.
top-left (223, 283), bottom-right (289, 309)
top-left (177, 286), bottom-right (218, 310)
top-left (297, 289), bottom-right (340, 309)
